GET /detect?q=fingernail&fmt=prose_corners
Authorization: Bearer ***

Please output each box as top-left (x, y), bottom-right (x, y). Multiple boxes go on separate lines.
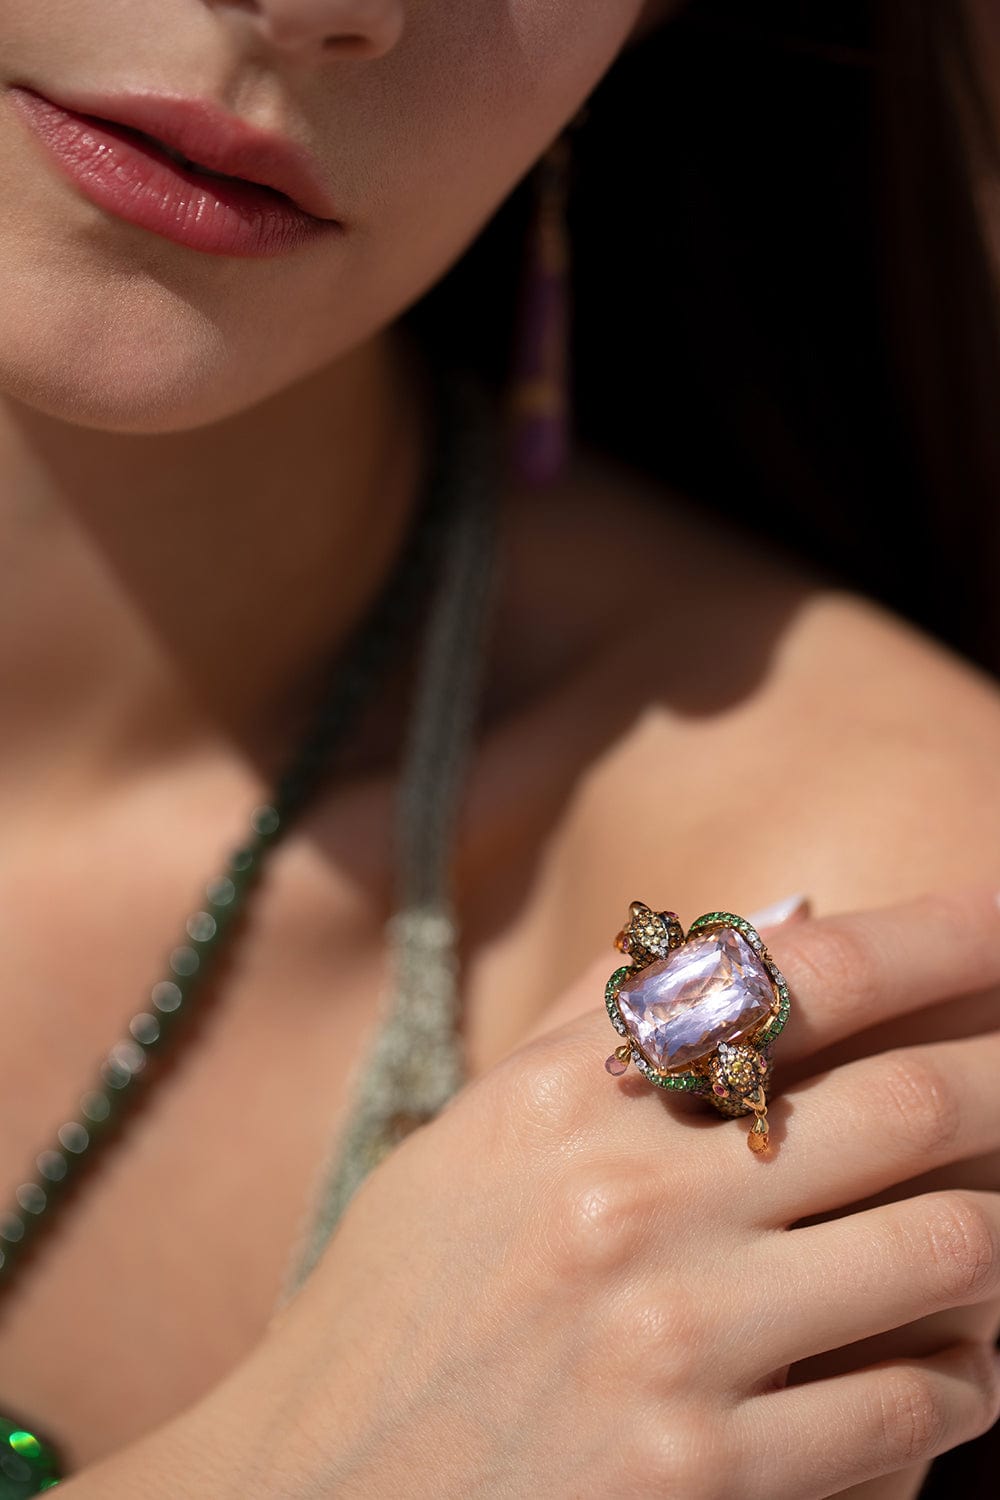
top-left (747, 893), bottom-right (811, 928)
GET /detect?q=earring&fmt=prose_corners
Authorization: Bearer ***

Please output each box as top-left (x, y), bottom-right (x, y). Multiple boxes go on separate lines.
top-left (506, 108), bottom-right (586, 488)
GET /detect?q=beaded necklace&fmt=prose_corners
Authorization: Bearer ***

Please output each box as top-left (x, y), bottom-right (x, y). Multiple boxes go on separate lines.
top-left (0, 357), bottom-right (499, 1494)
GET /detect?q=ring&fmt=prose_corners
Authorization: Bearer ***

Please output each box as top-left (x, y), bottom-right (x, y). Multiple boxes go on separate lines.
top-left (603, 902), bottom-right (792, 1153)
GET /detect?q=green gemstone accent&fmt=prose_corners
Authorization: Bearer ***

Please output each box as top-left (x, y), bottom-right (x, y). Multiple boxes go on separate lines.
top-left (644, 1068), bottom-right (710, 1094)
top-left (605, 967), bottom-right (632, 1033)
top-left (687, 911), bottom-right (760, 944)
top-left (0, 1416), bottom-right (63, 1494)
top-left (605, 966), bottom-right (631, 1006)
top-left (755, 976), bottom-right (791, 1044)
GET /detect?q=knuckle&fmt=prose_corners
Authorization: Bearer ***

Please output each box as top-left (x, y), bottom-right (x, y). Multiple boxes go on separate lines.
top-left (876, 1367), bottom-right (950, 1467)
top-left (499, 1038), bottom-right (590, 1146)
top-left (923, 1192), bottom-right (1000, 1303)
top-left (784, 919), bottom-right (881, 1019)
top-left (547, 1161), bottom-right (652, 1279)
top-left (635, 1410), bottom-right (730, 1499)
top-left (878, 1052), bottom-right (963, 1162)
top-left (625, 1290), bottom-right (711, 1386)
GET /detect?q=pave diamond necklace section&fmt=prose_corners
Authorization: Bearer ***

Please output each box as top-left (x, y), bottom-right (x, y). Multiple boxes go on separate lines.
top-left (0, 357), bottom-right (500, 1495)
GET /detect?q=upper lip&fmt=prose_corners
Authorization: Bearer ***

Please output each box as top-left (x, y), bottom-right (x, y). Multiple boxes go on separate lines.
top-left (17, 85), bottom-right (340, 220)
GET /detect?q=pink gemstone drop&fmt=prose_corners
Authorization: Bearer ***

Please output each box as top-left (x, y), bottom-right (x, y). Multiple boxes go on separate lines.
top-left (604, 1053), bottom-right (628, 1076)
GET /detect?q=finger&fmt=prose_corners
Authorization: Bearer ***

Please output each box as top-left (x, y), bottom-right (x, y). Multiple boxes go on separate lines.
top-left (527, 903), bottom-right (810, 1047)
top-left (756, 1029), bottom-right (1000, 1224)
top-left (746, 1189), bottom-right (1000, 1375)
top-left (518, 884), bottom-right (1000, 1082)
top-left (516, 952), bottom-right (619, 1047)
top-left (732, 1339), bottom-right (1000, 1500)
top-left (515, 908), bottom-right (809, 1054)
top-left (768, 883), bottom-right (1000, 1067)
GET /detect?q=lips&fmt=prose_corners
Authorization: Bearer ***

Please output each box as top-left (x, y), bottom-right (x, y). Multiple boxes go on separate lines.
top-left (107, 120), bottom-right (274, 189)
top-left (8, 84), bottom-right (343, 258)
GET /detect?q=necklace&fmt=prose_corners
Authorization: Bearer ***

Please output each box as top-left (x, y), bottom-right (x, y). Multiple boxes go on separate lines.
top-left (0, 355), bottom-right (500, 1495)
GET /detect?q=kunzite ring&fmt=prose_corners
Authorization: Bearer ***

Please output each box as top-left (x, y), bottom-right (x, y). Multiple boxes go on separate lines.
top-left (603, 902), bottom-right (792, 1153)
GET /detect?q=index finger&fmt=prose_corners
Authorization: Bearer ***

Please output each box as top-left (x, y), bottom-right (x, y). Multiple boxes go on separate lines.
top-left (519, 884), bottom-right (1000, 1074)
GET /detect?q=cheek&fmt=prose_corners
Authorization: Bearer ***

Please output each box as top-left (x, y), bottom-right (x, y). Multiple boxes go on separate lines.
top-left (290, 1), bottom-right (647, 376)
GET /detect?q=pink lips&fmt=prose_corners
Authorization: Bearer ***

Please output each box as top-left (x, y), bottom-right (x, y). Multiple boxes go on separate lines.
top-left (8, 85), bottom-right (343, 258)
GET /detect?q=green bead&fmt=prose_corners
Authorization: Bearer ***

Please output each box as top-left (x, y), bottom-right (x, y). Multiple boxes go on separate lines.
top-left (205, 876), bottom-right (235, 907)
top-left (249, 804), bottom-right (280, 837)
top-left (185, 911), bottom-right (217, 944)
top-left (168, 947), bottom-right (200, 979)
top-left (0, 1415), bottom-right (63, 1494)
top-left (0, 1215), bottom-right (24, 1244)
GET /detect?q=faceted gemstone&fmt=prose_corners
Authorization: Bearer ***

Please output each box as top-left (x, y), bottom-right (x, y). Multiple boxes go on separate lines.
top-left (604, 1053), bottom-right (628, 1076)
top-left (748, 1116), bottom-right (770, 1153)
top-left (615, 928), bottom-right (775, 1071)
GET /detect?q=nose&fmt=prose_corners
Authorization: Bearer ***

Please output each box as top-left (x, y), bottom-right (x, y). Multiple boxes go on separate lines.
top-left (226, 0), bottom-right (404, 58)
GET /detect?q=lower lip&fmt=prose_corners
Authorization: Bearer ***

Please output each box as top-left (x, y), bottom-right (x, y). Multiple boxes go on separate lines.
top-left (8, 87), bottom-right (340, 258)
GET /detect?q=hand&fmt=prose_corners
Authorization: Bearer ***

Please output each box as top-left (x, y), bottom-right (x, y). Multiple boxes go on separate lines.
top-left (531, 884), bottom-right (1000, 1498)
top-left (221, 885), bottom-right (1000, 1500)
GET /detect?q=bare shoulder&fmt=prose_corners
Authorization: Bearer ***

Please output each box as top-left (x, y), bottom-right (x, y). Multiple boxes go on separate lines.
top-left (486, 455), bottom-right (1000, 932)
top-left (458, 459), bottom-right (999, 1068)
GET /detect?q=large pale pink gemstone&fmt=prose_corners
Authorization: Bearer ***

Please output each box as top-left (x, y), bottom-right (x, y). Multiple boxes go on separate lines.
top-left (615, 929), bottom-right (774, 1071)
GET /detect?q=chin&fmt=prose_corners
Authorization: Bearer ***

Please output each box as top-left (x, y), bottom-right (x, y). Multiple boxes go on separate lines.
top-left (0, 201), bottom-right (337, 431)
top-left (0, 276), bottom-right (260, 432)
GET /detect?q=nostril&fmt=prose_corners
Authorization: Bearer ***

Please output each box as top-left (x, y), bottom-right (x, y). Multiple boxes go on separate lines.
top-left (321, 33), bottom-right (376, 53)
top-left (245, 1), bottom-right (404, 57)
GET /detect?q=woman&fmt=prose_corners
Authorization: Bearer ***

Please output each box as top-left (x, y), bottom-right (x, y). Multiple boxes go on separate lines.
top-left (0, 1), bottom-right (996, 1497)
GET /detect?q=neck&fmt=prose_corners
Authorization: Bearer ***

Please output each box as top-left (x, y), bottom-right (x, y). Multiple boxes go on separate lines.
top-left (0, 322), bottom-right (429, 811)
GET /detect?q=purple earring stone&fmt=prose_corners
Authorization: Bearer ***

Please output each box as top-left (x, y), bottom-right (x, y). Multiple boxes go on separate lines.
top-left (507, 137), bottom-right (571, 488)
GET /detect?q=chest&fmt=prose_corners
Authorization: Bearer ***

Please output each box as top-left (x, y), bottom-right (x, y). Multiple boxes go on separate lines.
top-left (0, 781), bottom-right (447, 1477)
top-left (0, 751), bottom-right (561, 1481)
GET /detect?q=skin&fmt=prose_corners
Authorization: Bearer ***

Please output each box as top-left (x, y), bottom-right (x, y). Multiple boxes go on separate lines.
top-left (0, 2), bottom-right (997, 1496)
top-left (52, 892), bottom-right (1000, 1500)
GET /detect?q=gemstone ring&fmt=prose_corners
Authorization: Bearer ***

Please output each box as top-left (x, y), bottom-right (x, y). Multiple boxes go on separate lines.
top-left (604, 902), bottom-right (792, 1153)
